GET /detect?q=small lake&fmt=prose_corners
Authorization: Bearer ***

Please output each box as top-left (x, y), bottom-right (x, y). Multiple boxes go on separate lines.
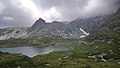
top-left (0, 45), bottom-right (69, 57)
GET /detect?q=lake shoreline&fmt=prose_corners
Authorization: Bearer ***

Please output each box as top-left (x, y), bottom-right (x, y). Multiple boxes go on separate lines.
top-left (0, 44), bottom-right (70, 57)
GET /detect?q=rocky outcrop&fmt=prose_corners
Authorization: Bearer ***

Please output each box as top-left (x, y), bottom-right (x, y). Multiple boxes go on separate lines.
top-left (0, 27), bottom-right (27, 40)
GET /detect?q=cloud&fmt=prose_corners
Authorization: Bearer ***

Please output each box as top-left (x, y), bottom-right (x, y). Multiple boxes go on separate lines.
top-left (0, 1), bottom-right (5, 14)
top-left (0, 0), bottom-right (120, 28)
top-left (33, 0), bottom-right (89, 21)
top-left (3, 16), bottom-right (14, 21)
top-left (33, 0), bottom-right (120, 21)
top-left (0, 0), bottom-right (34, 27)
top-left (83, 0), bottom-right (120, 17)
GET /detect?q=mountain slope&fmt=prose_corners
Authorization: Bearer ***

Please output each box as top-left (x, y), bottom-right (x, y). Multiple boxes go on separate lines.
top-left (0, 27), bottom-right (27, 40)
top-left (28, 19), bottom-right (84, 38)
top-left (70, 16), bottom-right (112, 32)
top-left (0, 7), bottom-right (120, 40)
top-left (83, 7), bottom-right (120, 45)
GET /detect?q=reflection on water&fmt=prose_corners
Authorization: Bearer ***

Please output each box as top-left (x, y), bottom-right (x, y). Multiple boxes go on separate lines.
top-left (0, 45), bottom-right (69, 57)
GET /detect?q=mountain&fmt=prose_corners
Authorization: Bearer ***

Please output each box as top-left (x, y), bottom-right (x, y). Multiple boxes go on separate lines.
top-left (0, 7), bottom-right (120, 40)
top-left (70, 7), bottom-right (120, 33)
top-left (0, 18), bottom-right (87, 40)
top-left (29, 19), bottom-right (84, 38)
top-left (70, 16), bottom-right (111, 32)
top-left (69, 8), bottom-right (119, 32)
top-left (29, 18), bottom-right (46, 32)
top-left (83, 7), bottom-right (120, 44)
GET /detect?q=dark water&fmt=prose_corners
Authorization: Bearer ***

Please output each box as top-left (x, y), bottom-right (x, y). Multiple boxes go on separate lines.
top-left (0, 45), bottom-right (69, 57)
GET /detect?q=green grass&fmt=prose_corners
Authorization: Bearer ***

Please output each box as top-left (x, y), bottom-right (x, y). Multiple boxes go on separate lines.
top-left (0, 29), bottom-right (120, 68)
top-left (0, 52), bottom-right (33, 68)
top-left (0, 39), bottom-right (120, 68)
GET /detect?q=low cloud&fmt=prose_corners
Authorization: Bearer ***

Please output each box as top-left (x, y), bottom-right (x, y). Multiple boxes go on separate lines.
top-left (0, 0), bottom-right (120, 28)
top-left (33, 0), bottom-right (120, 20)
top-left (0, 1), bottom-right (5, 14)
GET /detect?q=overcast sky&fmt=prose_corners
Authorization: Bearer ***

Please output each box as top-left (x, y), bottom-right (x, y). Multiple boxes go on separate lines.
top-left (0, 0), bottom-right (120, 28)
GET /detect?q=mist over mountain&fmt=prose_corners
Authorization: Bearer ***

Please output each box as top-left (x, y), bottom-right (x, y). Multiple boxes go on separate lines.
top-left (0, 4), bottom-right (120, 40)
top-left (0, 0), bottom-right (120, 28)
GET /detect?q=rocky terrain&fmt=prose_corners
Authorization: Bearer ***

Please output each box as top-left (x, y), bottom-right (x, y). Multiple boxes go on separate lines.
top-left (0, 27), bottom-right (27, 40)
top-left (0, 18), bottom-right (89, 40)
top-left (28, 18), bottom-right (84, 38)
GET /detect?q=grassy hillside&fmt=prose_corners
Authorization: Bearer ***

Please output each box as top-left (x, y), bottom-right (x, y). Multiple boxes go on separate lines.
top-left (0, 39), bottom-right (120, 68)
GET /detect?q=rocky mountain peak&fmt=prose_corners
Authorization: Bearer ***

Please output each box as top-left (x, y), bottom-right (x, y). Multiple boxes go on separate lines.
top-left (33, 18), bottom-right (46, 26)
top-left (30, 18), bottom-right (46, 31)
top-left (27, 18), bottom-right (47, 32)
top-left (38, 18), bottom-right (45, 22)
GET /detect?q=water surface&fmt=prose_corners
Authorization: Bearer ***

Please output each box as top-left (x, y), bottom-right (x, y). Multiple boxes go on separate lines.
top-left (0, 45), bottom-right (69, 57)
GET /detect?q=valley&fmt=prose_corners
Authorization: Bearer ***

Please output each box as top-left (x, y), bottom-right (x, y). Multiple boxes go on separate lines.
top-left (0, 5), bottom-right (120, 68)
